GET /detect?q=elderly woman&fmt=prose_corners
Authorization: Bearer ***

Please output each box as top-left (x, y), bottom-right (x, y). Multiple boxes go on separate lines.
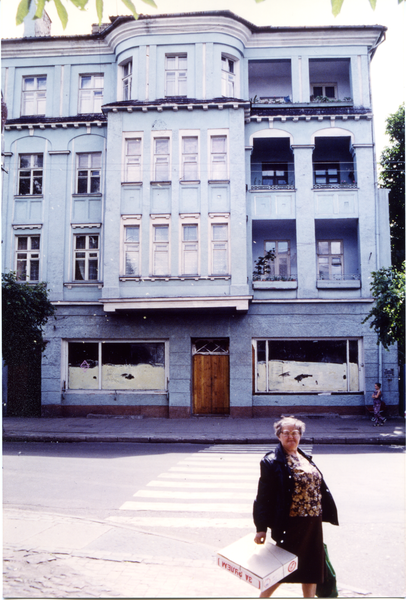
top-left (253, 416), bottom-right (338, 598)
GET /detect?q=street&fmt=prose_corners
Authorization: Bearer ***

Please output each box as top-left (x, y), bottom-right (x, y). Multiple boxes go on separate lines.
top-left (3, 442), bottom-right (405, 598)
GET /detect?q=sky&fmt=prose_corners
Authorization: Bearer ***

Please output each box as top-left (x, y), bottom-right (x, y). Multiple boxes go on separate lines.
top-left (1, 0), bottom-right (405, 159)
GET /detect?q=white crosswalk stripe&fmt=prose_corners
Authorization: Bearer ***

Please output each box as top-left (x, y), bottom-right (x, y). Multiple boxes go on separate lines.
top-left (106, 444), bottom-right (312, 530)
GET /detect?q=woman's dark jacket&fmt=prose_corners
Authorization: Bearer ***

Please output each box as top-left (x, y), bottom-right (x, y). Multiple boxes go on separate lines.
top-left (253, 442), bottom-right (339, 543)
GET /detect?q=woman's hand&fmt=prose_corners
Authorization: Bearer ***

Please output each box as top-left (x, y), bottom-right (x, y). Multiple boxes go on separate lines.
top-left (254, 531), bottom-right (266, 544)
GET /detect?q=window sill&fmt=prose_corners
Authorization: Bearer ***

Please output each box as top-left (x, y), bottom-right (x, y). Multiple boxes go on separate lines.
top-left (121, 181), bottom-right (143, 186)
top-left (254, 391), bottom-right (364, 395)
top-left (208, 180), bottom-right (230, 184)
top-left (14, 195), bottom-right (44, 199)
top-left (180, 180), bottom-right (200, 185)
top-left (253, 280), bottom-right (297, 290)
top-left (64, 282), bottom-right (103, 289)
top-left (150, 181), bottom-right (171, 186)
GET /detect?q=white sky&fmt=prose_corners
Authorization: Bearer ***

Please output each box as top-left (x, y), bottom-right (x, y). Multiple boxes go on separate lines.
top-left (1, 0), bottom-right (405, 158)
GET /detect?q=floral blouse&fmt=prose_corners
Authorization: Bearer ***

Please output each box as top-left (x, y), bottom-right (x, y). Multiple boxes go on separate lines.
top-left (286, 454), bottom-right (322, 517)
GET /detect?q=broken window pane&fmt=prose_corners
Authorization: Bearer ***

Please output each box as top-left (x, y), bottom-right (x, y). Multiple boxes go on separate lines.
top-left (101, 342), bottom-right (165, 390)
top-left (68, 342), bottom-right (99, 389)
top-left (256, 339), bottom-right (360, 393)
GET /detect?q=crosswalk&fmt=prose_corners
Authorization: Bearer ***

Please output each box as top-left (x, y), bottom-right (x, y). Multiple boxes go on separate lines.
top-left (107, 444), bottom-right (313, 530)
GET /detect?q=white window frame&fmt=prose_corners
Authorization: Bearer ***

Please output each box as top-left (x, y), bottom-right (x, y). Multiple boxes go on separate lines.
top-left (209, 214), bottom-right (230, 276)
top-left (73, 233), bottom-right (100, 281)
top-left (311, 83), bottom-right (337, 100)
top-left (180, 131), bottom-right (199, 181)
top-left (122, 60), bottom-right (132, 101)
top-left (21, 75), bottom-right (47, 116)
top-left (253, 338), bottom-right (363, 393)
top-left (165, 54), bottom-right (187, 97)
top-left (18, 153), bottom-right (43, 196)
top-left (152, 134), bottom-right (171, 182)
top-left (150, 217), bottom-right (171, 276)
top-left (15, 234), bottom-right (41, 282)
top-left (78, 74), bottom-right (104, 113)
top-left (317, 240), bottom-right (344, 280)
top-left (123, 134), bottom-right (143, 182)
top-left (64, 339), bottom-right (169, 392)
top-left (76, 152), bottom-right (102, 194)
top-left (121, 216), bottom-right (141, 277)
top-left (180, 215), bottom-right (200, 276)
top-left (221, 55), bottom-right (236, 97)
top-left (264, 240), bottom-right (291, 278)
top-left (208, 130), bottom-right (229, 181)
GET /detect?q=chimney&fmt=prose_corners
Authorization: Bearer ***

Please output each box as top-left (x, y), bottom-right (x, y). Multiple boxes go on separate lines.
top-left (24, 1), bottom-right (52, 37)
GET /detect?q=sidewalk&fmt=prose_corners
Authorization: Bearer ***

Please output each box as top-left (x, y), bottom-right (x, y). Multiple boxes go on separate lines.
top-left (2, 414), bottom-right (405, 445)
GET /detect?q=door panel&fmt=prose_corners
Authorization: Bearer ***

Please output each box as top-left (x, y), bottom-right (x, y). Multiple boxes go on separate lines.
top-left (192, 353), bottom-right (229, 414)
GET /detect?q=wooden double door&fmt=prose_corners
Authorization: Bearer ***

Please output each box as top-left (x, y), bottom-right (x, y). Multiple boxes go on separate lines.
top-left (192, 339), bottom-right (230, 415)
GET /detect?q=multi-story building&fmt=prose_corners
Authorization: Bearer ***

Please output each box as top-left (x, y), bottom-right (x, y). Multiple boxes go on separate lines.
top-left (1, 10), bottom-right (398, 418)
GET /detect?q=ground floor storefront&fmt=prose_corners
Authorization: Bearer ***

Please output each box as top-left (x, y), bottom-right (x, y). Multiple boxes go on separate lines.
top-left (40, 302), bottom-right (399, 418)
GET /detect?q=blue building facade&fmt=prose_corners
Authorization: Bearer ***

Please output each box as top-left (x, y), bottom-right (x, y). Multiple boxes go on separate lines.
top-left (1, 11), bottom-right (398, 417)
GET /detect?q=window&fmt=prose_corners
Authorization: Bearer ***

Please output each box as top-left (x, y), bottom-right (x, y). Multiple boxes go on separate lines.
top-left (264, 241), bottom-right (290, 277)
top-left (18, 154), bottom-right (43, 195)
top-left (211, 223), bottom-right (228, 275)
top-left (210, 135), bottom-right (228, 180)
top-left (314, 163), bottom-right (340, 185)
top-left (122, 61), bottom-right (132, 101)
top-left (165, 54), bottom-right (187, 96)
top-left (254, 338), bottom-right (361, 393)
top-left (317, 240), bottom-right (343, 280)
top-left (77, 153), bottom-right (102, 194)
top-left (152, 224), bottom-right (170, 275)
top-left (262, 163), bottom-right (288, 186)
top-left (182, 224), bottom-right (198, 275)
top-left (312, 84), bottom-right (337, 100)
top-left (78, 74), bottom-right (104, 113)
top-left (74, 234), bottom-right (99, 281)
top-left (125, 138), bottom-right (142, 182)
top-left (67, 341), bottom-right (166, 390)
top-left (221, 56), bottom-right (235, 97)
top-left (21, 76), bottom-right (46, 116)
top-left (124, 225), bottom-right (140, 276)
top-left (15, 235), bottom-right (40, 281)
top-left (153, 137), bottom-right (170, 181)
top-left (181, 136), bottom-right (198, 180)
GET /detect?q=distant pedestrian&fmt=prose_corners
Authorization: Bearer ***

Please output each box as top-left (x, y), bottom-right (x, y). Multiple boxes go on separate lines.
top-left (372, 382), bottom-right (386, 426)
top-left (253, 416), bottom-right (339, 598)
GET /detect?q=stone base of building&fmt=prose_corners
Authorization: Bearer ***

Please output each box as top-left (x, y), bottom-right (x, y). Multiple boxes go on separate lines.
top-left (41, 404), bottom-right (170, 418)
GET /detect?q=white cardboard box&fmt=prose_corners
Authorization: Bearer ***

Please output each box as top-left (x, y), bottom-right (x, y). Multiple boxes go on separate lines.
top-left (217, 533), bottom-right (298, 591)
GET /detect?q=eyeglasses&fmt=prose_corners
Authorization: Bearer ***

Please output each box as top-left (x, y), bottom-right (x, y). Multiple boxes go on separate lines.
top-left (280, 430), bottom-right (300, 437)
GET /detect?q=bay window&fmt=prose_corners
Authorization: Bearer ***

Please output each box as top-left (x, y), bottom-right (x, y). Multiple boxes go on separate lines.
top-left (165, 54), bottom-right (187, 96)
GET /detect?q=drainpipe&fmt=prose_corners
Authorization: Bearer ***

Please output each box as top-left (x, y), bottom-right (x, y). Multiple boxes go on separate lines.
top-left (368, 31), bottom-right (386, 384)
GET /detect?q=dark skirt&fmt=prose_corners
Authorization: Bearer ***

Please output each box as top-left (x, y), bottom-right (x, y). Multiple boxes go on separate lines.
top-left (277, 516), bottom-right (324, 584)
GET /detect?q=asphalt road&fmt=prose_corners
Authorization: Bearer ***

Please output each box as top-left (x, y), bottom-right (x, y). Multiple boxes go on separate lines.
top-left (3, 442), bottom-right (405, 598)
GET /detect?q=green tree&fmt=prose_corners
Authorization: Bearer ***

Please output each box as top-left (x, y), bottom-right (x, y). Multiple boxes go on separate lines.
top-left (2, 272), bottom-right (55, 368)
top-left (362, 264), bottom-right (405, 360)
top-left (379, 104), bottom-right (405, 270)
top-left (16, 0), bottom-right (157, 29)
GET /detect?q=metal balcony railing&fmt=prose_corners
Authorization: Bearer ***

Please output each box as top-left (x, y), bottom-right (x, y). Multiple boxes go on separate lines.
top-left (317, 273), bottom-right (361, 281)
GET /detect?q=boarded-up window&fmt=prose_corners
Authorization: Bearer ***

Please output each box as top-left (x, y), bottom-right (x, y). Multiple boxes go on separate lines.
top-left (68, 341), bottom-right (166, 390)
top-left (255, 339), bottom-right (360, 393)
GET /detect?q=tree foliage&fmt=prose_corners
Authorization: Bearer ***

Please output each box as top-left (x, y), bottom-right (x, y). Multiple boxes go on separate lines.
top-left (16, 0), bottom-right (406, 29)
top-left (2, 272), bottom-right (56, 367)
top-left (362, 264), bottom-right (405, 358)
top-left (379, 104), bottom-right (405, 270)
top-left (16, 0), bottom-right (157, 29)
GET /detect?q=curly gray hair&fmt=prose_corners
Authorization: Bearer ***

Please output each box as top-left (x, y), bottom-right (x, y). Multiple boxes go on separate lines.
top-left (274, 416), bottom-right (306, 437)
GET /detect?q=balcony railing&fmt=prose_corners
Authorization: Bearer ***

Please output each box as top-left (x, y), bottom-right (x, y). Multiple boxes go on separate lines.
top-left (313, 183), bottom-right (358, 190)
top-left (317, 273), bottom-right (360, 281)
top-left (250, 185), bottom-right (295, 191)
top-left (253, 275), bottom-right (297, 282)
